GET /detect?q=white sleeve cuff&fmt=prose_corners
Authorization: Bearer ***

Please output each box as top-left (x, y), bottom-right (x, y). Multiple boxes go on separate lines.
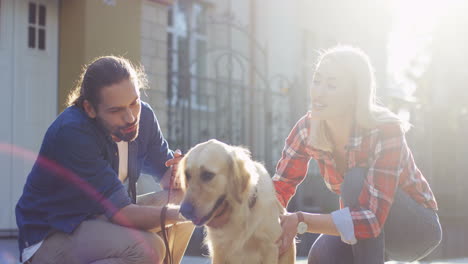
top-left (331, 207), bottom-right (357, 245)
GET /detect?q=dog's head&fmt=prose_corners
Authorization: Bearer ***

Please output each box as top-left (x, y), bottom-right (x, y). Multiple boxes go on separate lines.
top-left (178, 139), bottom-right (258, 226)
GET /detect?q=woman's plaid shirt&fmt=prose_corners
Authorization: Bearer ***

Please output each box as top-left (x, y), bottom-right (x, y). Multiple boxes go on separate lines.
top-left (273, 112), bottom-right (438, 239)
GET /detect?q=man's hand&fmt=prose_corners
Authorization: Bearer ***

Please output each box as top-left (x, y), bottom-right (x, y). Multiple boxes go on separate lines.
top-left (160, 149), bottom-right (184, 190)
top-left (276, 212), bottom-right (299, 256)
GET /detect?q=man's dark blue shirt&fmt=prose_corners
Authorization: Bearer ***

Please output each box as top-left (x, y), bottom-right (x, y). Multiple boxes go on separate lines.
top-left (15, 102), bottom-right (173, 257)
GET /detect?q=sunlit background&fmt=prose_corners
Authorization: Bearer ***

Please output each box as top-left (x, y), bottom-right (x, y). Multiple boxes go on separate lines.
top-left (1, 0), bottom-right (468, 263)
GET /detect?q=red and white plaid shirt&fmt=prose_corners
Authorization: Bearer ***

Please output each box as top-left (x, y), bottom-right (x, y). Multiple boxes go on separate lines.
top-left (273, 112), bottom-right (438, 239)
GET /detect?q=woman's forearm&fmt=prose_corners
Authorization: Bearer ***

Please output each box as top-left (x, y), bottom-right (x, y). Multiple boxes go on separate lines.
top-left (303, 212), bottom-right (340, 236)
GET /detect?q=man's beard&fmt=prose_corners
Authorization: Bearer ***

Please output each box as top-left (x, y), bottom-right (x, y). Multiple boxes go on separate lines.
top-left (114, 124), bottom-right (139, 142)
top-left (96, 117), bottom-right (140, 142)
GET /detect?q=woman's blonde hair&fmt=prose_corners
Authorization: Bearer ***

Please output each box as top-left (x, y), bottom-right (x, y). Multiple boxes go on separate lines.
top-left (309, 45), bottom-right (409, 152)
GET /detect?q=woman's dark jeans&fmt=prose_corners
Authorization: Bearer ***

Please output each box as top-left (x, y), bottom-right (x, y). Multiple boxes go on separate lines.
top-left (308, 168), bottom-right (442, 264)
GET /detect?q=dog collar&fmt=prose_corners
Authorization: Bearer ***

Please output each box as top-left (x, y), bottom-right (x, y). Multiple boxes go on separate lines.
top-left (199, 194), bottom-right (227, 225)
top-left (248, 187), bottom-right (258, 209)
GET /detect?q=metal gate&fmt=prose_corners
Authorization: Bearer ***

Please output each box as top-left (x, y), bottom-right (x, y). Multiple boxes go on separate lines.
top-left (166, 8), bottom-right (295, 172)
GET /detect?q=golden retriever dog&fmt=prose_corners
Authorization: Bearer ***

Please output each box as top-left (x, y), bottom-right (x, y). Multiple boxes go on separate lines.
top-left (178, 139), bottom-right (295, 264)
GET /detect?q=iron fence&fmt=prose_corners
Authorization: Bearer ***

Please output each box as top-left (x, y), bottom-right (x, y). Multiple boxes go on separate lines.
top-left (166, 13), bottom-right (296, 173)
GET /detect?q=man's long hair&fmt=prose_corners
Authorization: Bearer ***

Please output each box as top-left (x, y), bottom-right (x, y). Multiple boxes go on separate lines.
top-left (67, 56), bottom-right (147, 110)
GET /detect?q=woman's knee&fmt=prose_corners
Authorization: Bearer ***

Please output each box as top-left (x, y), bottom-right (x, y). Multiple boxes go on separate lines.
top-left (308, 244), bottom-right (340, 264)
top-left (308, 235), bottom-right (352, 264)
top-left (414, 216), bottom-right (443, 261)
top-left (384, 197), bottom-right (443, 262)
top-left (308, 244), bottom-right (326, 264)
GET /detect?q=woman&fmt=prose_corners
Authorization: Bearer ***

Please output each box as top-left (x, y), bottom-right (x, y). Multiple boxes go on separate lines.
top-left (274, 46), bottom-right (442, 263)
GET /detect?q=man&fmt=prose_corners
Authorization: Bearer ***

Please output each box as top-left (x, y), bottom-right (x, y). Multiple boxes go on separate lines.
top-left (16, 56), bottom-right (193, 263)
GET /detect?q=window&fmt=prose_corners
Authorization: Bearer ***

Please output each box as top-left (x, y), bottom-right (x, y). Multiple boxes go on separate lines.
top-left (28, 2), bottom-right (46, 50)
top-left (167, 0), bottom-right (208, 108)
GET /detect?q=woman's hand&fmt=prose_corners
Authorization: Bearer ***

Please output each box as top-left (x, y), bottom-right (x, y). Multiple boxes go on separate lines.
top-left (276, 212), bottom-right (299, 256)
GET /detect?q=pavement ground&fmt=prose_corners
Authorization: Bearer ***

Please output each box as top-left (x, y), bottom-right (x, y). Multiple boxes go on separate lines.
top-left (1, 238), bottom-right (467, 264)
top-left (180, 256), bottom-right (468, 264)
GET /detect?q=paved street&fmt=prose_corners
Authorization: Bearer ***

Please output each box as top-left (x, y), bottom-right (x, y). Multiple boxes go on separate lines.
top-left (2, 238), bottom-right (467, 264)
top-left (179, 256), bottom-right (468, 264)
top-left (179, 257), bottom-right (468, 264)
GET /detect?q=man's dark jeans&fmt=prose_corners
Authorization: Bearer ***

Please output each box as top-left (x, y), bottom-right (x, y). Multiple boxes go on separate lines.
top-left (308, 168), bottom-right (442, 264)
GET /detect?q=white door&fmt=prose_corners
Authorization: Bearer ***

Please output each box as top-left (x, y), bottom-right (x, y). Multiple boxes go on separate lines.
top-left (0, 0), bottom-right (15, 232)
top-left (0, 0), bottom-right (58, 231)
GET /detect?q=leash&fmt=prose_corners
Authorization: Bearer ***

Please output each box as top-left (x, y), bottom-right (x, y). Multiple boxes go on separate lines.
top-left (160, 172), bottom-right (174, 264)
top-left (161, 150), bottom-right (182, 264)
top-left (160, 204), bottom-right (172, 264)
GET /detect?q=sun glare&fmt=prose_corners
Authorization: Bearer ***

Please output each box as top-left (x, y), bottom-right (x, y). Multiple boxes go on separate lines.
top-left (387, 0), bottom-right (465, 99)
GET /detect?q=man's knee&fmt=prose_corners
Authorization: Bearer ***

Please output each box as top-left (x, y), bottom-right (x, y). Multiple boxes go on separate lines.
top-left (137, 190), bottom-right (184, 206)
top-left (132, 232), bottom-right (166, 264)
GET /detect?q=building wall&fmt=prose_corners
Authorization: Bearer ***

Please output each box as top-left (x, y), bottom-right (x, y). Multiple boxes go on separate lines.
top-left (58, 0), bottom-right (85, 111)
top-left (83, 0), bottom-right (141, 63)
top-left (140, 0), bottom-right (171, 136)
top-left (58, 0), bottom-right (142, 113)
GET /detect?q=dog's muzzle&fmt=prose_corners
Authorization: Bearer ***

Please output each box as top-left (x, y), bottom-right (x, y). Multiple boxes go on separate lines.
top-left (180, 194), bottom-right (226, 226)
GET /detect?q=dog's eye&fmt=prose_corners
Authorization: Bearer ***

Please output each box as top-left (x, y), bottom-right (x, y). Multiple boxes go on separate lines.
top-left (185, 171), bottom-right (191, 182)
top-left (200, 171), bottom-right (215, 182)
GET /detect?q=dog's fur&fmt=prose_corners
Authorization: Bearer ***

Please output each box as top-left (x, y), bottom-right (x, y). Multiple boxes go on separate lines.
top-left (178, 139), bottom-right (295, 264)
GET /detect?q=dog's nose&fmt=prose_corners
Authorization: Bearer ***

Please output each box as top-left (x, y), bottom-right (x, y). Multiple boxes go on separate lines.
top-left (180, 201), bottom-right (195, 220)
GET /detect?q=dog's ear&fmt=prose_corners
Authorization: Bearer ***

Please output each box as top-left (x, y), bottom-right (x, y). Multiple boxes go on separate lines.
top-left (228, 146), bottom-right (255, 203)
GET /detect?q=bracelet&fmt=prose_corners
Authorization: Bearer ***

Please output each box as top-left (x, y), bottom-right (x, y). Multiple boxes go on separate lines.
top-left (297, 211), bottom-right (305, 223)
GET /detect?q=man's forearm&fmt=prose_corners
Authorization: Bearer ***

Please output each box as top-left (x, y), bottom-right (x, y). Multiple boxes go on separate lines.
top-left (111, 204), bottom-right (182, 230)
